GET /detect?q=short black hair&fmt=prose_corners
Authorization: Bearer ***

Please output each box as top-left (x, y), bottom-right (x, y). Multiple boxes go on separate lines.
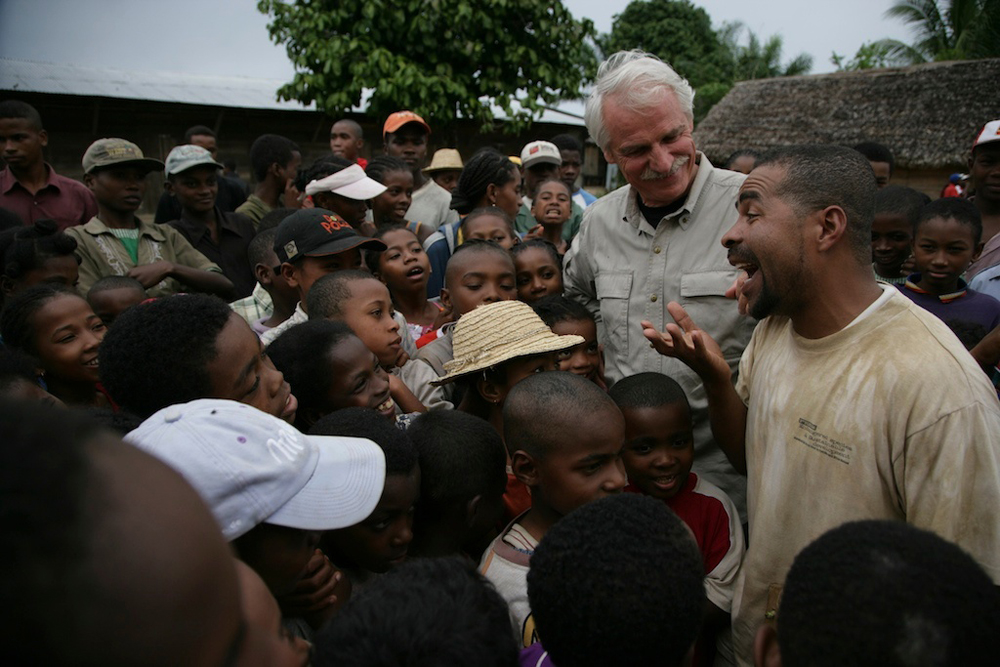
top-left (0, 283), bottom-right (80, 355)
top-left (331, 118), bottom-right (363, 139)
top-left (852, 141), bottom-right (895, 174)
top-left (874, 185), bottom-right (931, 228)
top-left (915, 196), bottom-right (983, 245)
top-left (257, 207), bottom-right (297, 233)
top-left (0, 349), bottom-right (42, 394)
top-left (528, 494), bottom-right (705, 667)
top-left (550, 133), bottom-right (583, 154)
top-left (365, 155), bottom-right (409, 184)
top-left (309, 407), bottom-right (417, 474)
top-left (757, 144), bottom-right (877, 265)
top-left (460, 206), bottom-right (515, 236)
top-left (609, 372), bottom-right (690, 411)
top-left (407, 411), bottom-right (506, 506)
top-left (725, 148), bottom-right (762, 169)
top-left (98, 294), bottom-right (234, 417)
top-left (306, 269), bottom-right (376, 320)
top-left (0, 401), bottom-right (104, 662)
top-left (531, 293), bottom-right (591, 328)
top-left (503, 371), bottom-right (620, 459)
top-left (183, 125), bottom-right (215, 142)
top-left (451, 150), bottom-right (518, 215)
top-left (86, 275), bottom-right (145, 300)
top-left (512, 238), bottom-right (562, 271)
top-left (445, 238), bottom-right (514, 290)
top-left (0, 100), bottom-right (43, 131)
top-left (266, 319), bottom-right (358, 431)
top-left (297, 155), bottom-right (353, 193)
top-left (247, 228), bottom-right (278, 270)
top-left (313, 556), bottom-right (518, 667)
top-left (248, 134), bottom-right (298, 183)
top-left (778, 520), bottom-right (1000, 667)
top-left (0, 219), bottom-right (79, 284)
top-left (532, 176), bottom-right (572, 197)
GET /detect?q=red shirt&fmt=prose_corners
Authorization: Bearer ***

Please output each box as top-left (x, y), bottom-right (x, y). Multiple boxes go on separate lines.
top-left (0, 165), bottom-right (98, 231)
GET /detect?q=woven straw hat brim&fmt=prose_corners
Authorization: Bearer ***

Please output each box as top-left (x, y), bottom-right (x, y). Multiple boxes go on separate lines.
top-left (432, 330), bottom-right (584, 385)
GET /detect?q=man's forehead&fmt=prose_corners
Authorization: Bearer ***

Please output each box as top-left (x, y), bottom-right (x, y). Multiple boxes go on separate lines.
top-left (738, 164), bottom-right (785, 201)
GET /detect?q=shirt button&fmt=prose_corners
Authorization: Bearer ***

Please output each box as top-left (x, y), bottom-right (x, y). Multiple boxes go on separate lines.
top-left (682, 216), bottom-right (689, 224)
top-left (651, 294), bottom-right (658, 302)
top-left (654, 246), bottom-right (661, 254)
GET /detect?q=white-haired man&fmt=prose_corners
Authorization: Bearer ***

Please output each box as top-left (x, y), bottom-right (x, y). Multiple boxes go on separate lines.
top-left (565, 51), bottom-right (754, 518)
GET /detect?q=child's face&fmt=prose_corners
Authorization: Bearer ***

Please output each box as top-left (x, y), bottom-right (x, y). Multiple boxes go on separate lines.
top-left (496, 352), bottom-right (559, 402)
top-left (431, 170), bottom-right (461, 193)
top-left (335, 279), bottom-right (403, 368)
top-left (324, 468), bottom-right (421, 573)
top-left (620, 402), bottom-right (694, 501)
top-left (491, 170), bottom-right (523, 219)
top-left (530, 181), bottom-right (572, 226)
top-left (377, 228), bottom-right (430, 293)
top-left (31, 294), bottom-right (106, 385)
top-left (969, 143), bottom-right (1000, 204)
top-left (441, 252), bottom-right (516, 317)
top-left (284, 250), bottom-right (364, 302)
top-left (869, 161), bottom-right (891, 188)
top-left (324, 336), bottom-right (395, 419)
top-left (912, 216), bottom-right (980, 295)
top-left (514, 246), bottom-right (563, 303)
top-left (234, 523), bottom-right (322, 597)
top-left (315, 192), bottom-right (368, 229)
top-left (527, 406), bottom-right (627, 517)
top-left (551, 318), bottom-right (600, 384)
top-left (871, 213), bottom-right (913, 277)
top-left (558, 149), bottom-right (582, 192)
top-left (11, 254), bottom-right (79, 296)
top-left (206, 313), bottom-right (298, 424)
top-left (167, 165), bottom-right (219, 214)
top-left (88, 287), bottom-right (145, 327)
top-left (371, 170), bottom-right (413, 225)
top-left (464, 214), bottom-right (517, 249)
top-left (86, 166), bottom-right (149, 214)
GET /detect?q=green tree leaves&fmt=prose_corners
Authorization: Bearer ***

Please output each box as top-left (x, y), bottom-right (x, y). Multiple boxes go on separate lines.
top-left (258, 0), bottom-right (597, 132)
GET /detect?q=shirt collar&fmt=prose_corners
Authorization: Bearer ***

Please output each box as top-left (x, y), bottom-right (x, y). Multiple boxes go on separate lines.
top-left (904, 274), bottom-right (968, 302)
top-left (175, 208), bottom-right (231, 244)
top-left (86, 215), bottom-right (168, 242)
top-left (623, 152), bottom-right (712, 233)
top-left (0, 163), bottom-right (60, 194)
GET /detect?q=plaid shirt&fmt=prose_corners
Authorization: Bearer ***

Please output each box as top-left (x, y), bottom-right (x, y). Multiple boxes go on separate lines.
top-left (230, 283), bottom-right (272, 325)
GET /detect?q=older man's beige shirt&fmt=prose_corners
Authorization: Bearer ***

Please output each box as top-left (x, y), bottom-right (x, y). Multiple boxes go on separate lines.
top-left (564, 153), bottom-right (755, 519)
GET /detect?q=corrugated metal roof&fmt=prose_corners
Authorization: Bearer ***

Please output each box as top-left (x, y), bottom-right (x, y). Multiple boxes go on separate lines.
top-left (0, 58), bottom-right (586, 126)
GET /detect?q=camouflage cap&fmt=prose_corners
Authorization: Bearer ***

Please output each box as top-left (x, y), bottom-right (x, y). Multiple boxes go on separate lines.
top-left (82, 138), bottom-right (165, 175)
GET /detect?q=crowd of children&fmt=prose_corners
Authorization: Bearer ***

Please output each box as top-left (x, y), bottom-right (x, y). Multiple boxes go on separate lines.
top-left (1, 93), bottom-right (999, 667)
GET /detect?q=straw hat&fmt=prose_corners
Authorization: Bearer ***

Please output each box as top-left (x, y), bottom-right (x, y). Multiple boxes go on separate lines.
top-left (423, 148), bottom-right (464, 173)
top-left (432, 301), bottom-right (584, 385)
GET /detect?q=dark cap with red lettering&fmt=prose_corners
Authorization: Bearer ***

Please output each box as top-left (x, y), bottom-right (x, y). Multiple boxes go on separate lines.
top-left (273, 208), bottom-right (386, 265)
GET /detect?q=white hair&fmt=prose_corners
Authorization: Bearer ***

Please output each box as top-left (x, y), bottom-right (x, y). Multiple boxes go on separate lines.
top-left (584, 50), bottom-right (696, 151)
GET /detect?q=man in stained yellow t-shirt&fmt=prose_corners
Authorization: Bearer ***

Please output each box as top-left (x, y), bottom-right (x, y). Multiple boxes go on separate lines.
top-left (642, 144), bottom-right (1000, 667)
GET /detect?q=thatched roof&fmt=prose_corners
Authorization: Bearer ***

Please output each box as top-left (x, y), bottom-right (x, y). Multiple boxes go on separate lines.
top-left (695, 59), bottom-right (1000, 170)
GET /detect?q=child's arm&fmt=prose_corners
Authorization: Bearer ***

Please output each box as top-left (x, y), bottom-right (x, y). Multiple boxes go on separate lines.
top-left (276, 548), bottom-right (351, 630)
top-left (388, 371), bottom-right (427, 413)
top-left (642, 302), bottom-right (748, 473)
top-left (127, 261), bottom-right (234, 298)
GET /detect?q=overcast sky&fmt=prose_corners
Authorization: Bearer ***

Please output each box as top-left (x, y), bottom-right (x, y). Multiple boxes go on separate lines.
top-left (0, 0), bottom-right (913, 80)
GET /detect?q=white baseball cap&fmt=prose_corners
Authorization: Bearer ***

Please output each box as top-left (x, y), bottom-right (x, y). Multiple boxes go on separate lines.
top-left (973, 120), bottom-right (1000, 152)
top-left (305, 163), bottom-right (387, 200)
top-left (520, 141), bottom-right (562, 169)
top-left (125, 399), bottom-right (386, 540)
top-left (164, 144), bottom-right (224, 176)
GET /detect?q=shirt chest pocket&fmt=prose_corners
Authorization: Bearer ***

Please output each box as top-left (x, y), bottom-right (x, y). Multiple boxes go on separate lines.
top-left (596, 271), bottom-right (633, 356)
top-left (680, 270), bottom-right (746, 359)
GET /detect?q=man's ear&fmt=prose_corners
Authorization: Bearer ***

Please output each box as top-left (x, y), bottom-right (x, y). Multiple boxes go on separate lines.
top-left (753, 625), bottom-right (782, 667)
top-left (464, 494), bottom-right (483, 528)
top-left (280, 262), bottom-right (299, 289)
top-left (254, 262), bottom-right (273, 287)
top-left (510, 450), bottom-right (539, 486)
top-left (163, 180), bottom-right (174, 195)
top-left (38, 129), bottom-right (49, 149)
top-left (268, 161), bottom-right (283, 181)
top-left (814, 205), bottom-right (849, 253)
top-left (84, 172), bottom-right (95, 191)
